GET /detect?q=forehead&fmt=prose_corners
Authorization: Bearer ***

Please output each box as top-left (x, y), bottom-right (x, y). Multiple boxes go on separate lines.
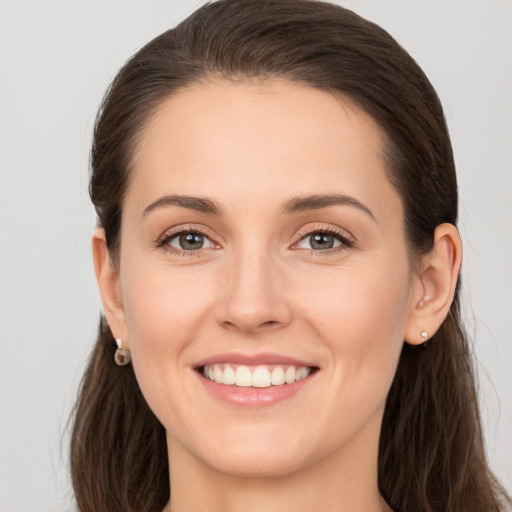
top-left (127, 78), bottom-right (401, 220)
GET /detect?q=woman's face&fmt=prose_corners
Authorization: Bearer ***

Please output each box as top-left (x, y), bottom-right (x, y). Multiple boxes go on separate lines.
top-left (113, 79), bottom-right (421, 477)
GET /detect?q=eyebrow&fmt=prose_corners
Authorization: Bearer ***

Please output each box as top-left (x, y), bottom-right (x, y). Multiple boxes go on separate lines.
top-left (143, 195), bottom-right (221, 217)
top-left (142, 193), bottom-right (376, 222)
top-left (281, 194), bottom-right (376, 222)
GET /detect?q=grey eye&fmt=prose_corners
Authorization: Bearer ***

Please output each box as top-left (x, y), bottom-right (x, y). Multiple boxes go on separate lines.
top-left (297, 233), bottom-right (343, 251)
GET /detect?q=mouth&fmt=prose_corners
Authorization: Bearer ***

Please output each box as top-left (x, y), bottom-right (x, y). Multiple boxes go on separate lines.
top-left (197, 363), bottom-right (319, 388)
top-left (193, 353), bottom-right (320, 406)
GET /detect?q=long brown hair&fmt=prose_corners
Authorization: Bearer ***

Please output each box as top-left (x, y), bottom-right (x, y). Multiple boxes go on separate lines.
top-left (70, 1), bottom-right (511, 510)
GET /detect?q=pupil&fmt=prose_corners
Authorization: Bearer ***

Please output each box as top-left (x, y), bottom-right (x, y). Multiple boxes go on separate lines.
top-left (180, 233), bottom-right (204, 250)
top-left (311, 233), bottom-right (334, 250)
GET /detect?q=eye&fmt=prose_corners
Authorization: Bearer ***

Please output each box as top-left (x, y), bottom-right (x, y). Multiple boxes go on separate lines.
top-left (156, 227), bottom-right (220, 257)
top-left (297, 232), bottom-right (342, 250)
top-left (167, 231), bottom-right (212, 251)
top-left (294, 228), bottom-right (354, 252)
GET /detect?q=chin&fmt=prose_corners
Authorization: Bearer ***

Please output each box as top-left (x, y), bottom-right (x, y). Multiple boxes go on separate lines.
top-left (184, 425), bottom-right (323, 479)
top-left (205, 449), bottom-right (309, 479)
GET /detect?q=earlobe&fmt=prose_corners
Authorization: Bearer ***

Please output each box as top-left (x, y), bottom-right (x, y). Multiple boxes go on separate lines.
top-left (405, 223), bottom-right (462, 345)
top-left (92, 227), bottom-right (128, 346)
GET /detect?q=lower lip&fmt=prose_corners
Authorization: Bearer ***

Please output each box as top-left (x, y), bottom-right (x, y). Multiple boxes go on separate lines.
top-left (196, 371), bottom-right (316, 407)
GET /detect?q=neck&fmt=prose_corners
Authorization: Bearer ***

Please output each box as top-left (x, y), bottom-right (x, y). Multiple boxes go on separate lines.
top-left (164, 420), bottom-right (388, 512)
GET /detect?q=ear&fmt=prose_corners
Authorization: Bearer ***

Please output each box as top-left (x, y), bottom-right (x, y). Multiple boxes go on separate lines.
top-left (404, 223), bottom-right (462, 345)
top-left (92, 227), bottom-right (128, 347)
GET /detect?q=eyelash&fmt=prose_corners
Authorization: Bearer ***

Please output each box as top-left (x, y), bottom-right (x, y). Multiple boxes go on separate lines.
top-left (156, 226), bottom-right (355, 257)
top-left (292, 226), bottom-right (355, 255)
top-left (156, 227), bottom-right (216, 258)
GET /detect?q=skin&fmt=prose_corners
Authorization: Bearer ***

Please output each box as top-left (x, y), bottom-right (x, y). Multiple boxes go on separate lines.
top-left (93, 79), bottom-right (462, 512)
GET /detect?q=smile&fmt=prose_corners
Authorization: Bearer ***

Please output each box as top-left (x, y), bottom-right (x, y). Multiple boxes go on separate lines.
top-left (194, 354), bottom-right (319, 406)
top-left (201, 364), bottom-right (314, 388)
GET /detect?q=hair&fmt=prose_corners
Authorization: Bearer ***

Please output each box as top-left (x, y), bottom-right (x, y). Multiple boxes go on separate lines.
top-left (70, 1), bottom-right (511, 511)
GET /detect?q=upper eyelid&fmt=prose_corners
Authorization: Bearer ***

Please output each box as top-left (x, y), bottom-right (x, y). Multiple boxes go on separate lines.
top-left (156, 223), bottom-right (355, 249)
top-left (168, 231), bottom-right (213, 245)
top-left (157, 229), bottom-right (218, 256)
top-left (157, 224), bottom-right (218, 245)
top-left (294, 224), bottom-right (355, 243)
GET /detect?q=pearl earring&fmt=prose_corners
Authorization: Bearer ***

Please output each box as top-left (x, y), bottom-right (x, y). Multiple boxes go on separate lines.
top-left (114, 338), bottom-right (131, 366)
top-left (421, 331), bottom-right (428, 339)
top-left (419, 297), bottom-right (429, 307)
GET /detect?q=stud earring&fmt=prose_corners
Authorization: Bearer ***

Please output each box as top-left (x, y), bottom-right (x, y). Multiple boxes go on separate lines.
top-left (419, 297), bottom-right (428, 307)
top-left (421, 331), bottom-right (428, 339)
top-left (114, 338), bottom-right (131, 366)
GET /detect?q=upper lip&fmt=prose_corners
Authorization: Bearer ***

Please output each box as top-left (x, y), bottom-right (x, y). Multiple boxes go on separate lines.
top-left (193, 352), bottom-right (318, 368)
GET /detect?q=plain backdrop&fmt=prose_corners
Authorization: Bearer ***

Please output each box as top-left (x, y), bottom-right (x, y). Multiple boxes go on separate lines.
top-left (0, 1), bottom-right (511, 510)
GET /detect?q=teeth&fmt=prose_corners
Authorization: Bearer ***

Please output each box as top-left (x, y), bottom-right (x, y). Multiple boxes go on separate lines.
top-left (271, 366), bottom-right (285, 385)
top-left (202, 364), bottom-right (312, 388)
top-left (252, 366), bottom-right (272, 388)
top-left (296, 367), bottom-right (309, 380)
top-left (235, 366), bottom-right (252, 387)
top-left (223, 365), bottom-right (235, 385)
top-left (213, 365), bottom-right (223, 384)
top-left (285, 366), bottom-right (296, 384)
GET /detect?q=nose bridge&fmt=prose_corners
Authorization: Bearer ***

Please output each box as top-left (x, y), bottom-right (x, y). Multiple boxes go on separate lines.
top-left (218, 236), bottom-right (290, 334)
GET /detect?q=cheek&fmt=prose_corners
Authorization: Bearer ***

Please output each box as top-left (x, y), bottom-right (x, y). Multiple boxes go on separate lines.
top-left (121, 265), bottom-right (213, 355)
top-left (119, 263), bottom-right (220, 430)
top-left (287, 259), bottom-right (411, 453)
top-left (296, 255), bottom-right (411, 387)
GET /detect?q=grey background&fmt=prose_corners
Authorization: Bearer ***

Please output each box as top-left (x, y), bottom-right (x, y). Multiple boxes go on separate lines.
top-left (0, 1), bottom-right (510, 510)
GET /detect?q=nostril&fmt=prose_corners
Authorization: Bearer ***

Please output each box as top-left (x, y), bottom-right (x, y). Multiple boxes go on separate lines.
top-left (220, 318), bottom-right (281, 334)
top-left (256, 319), bottom-right (282, 332)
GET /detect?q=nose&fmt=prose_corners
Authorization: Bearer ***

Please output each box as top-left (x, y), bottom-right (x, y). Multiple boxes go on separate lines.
top-left (216, 249), bottom-right (292, 336)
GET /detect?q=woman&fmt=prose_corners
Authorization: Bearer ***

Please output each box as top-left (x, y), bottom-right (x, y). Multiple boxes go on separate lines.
top-left (70, 0), bottom-right (512, 511)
